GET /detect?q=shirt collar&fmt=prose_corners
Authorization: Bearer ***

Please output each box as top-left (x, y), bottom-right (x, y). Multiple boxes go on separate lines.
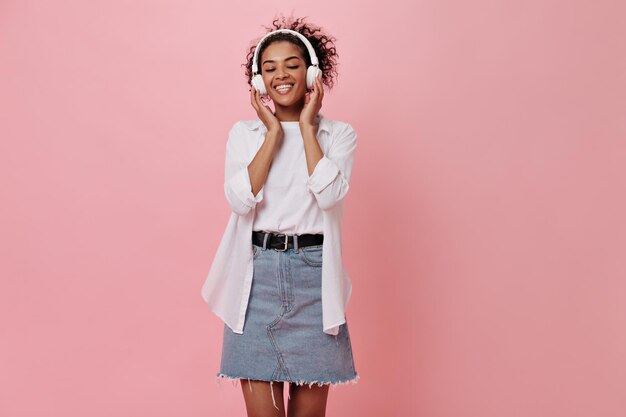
top-left (240, 112), bottom-right (332, 134)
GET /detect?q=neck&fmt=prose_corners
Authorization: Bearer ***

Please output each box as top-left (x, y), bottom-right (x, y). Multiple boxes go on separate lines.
top-left (273, 98), bottom-right (305, 122)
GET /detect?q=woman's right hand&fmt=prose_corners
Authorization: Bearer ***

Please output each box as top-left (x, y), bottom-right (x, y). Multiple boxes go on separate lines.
top-left (250, 87), bottom-right (283, 135)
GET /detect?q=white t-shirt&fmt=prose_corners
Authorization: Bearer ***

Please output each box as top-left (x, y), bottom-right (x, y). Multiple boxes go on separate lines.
top-left (201, 112), bottom-right (358, 336)
top-left (252, 121), bottom-right (324, 235)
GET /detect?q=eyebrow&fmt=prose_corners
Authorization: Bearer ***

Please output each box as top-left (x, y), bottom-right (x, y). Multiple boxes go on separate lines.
top-left (262, 56), bottom-right (302, 65)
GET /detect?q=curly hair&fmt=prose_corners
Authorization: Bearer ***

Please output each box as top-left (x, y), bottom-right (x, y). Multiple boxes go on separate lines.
top-left (243, 15), bottom-right (340, 91)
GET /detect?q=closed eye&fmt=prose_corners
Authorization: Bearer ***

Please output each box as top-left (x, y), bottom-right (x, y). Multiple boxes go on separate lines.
top-left (265, 66), bottom-right (299, 72)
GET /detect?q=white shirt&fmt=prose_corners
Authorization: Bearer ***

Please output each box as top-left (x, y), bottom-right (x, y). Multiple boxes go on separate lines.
top-left (253, 120), bottom-right (324, 234)
top-left (200, 112), bottom-right (358, 336)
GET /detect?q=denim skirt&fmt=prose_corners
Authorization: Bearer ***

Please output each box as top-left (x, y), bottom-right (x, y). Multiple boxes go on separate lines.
top-left (216, 242), bottom-right (359, 399)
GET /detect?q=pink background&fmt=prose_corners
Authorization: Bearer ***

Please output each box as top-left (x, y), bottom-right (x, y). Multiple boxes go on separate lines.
top-left (1, 1), bottom-right (625, 416)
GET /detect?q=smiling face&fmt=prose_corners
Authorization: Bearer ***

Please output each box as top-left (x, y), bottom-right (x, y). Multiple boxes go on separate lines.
top-left (260, 40), bottom-right (308, 109)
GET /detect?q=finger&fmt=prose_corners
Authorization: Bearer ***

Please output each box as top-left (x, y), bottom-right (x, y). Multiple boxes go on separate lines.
top-left (250, 89), bottom-right (257, 111)
top-left (317, 76), bottom-right (324, 99)
top-left (260, 95), bottom-right (272, 111)
top-left (255, 90), bottom-right (268, 113)
top-left (250, 88), bottom-right (260, 112)
top-left (313, 82), bottom-right (320, 101)
top-left (258, 96), bottom-right (273, 116)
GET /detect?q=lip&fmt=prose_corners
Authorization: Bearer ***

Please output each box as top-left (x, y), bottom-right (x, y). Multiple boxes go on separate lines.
top-left (273, 83), bottom-right (295, 96)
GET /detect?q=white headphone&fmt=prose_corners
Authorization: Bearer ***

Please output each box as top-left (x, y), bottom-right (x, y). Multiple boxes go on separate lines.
top-left (251, 29), bottom-right (323, 96)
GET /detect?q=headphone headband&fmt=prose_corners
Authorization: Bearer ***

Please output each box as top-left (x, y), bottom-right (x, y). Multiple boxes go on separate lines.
top-left (251, 29), bottom-right (319, 74)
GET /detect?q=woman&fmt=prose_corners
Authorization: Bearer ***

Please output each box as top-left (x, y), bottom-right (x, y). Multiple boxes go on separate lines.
top-left (201, 16), bottom-right (359, 417)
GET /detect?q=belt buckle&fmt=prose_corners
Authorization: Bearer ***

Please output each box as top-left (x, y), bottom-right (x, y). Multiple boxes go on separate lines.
top-left (275, 233), bottom-right (289, 251)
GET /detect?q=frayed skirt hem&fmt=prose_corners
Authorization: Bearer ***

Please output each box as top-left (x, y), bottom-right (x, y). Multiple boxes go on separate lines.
top-left (216, 372), bottom-right (360, 388)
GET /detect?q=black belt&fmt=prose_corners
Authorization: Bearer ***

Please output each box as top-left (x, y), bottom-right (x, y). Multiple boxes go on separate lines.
top-left (252, 231), bottom-right (323, 251)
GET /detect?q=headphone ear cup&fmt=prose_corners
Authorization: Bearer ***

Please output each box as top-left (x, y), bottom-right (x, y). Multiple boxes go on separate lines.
top-left (306, 66), bottom-right (323, 90)
top-left (251, 74), bottom-right (267, 96)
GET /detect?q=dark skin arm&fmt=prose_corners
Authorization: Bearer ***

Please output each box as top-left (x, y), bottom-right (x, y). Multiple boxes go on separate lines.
top-left (247, 88), bottom-right (283, 197)
top-left (299, 74), bottom-right (324, 176)
top-left (247, 73), bottom-right (325, 195)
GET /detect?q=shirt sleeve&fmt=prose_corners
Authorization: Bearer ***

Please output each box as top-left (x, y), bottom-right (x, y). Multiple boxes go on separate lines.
top-left (223, 122), bottom-right (264, 216)
top-left (306, 123), bottom-right (358, 211)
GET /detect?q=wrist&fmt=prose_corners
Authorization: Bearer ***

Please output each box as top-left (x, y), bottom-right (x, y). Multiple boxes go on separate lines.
top-left (265, 129), bottom-right (283, 141)
top-left (299, 121), bottom-right (317, 132)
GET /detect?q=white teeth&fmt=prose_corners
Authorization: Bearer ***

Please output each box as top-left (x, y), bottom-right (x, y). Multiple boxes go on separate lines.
top-left (275, 84), bottom-right (294, 91)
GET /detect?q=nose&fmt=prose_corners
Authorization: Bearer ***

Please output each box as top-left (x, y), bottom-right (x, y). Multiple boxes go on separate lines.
top-left (276, 67), bottom-right (289, 79)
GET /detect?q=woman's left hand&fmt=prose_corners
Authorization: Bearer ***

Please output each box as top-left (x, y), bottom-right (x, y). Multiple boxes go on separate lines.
top-left (299, 73), bottom-right (324, 127)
